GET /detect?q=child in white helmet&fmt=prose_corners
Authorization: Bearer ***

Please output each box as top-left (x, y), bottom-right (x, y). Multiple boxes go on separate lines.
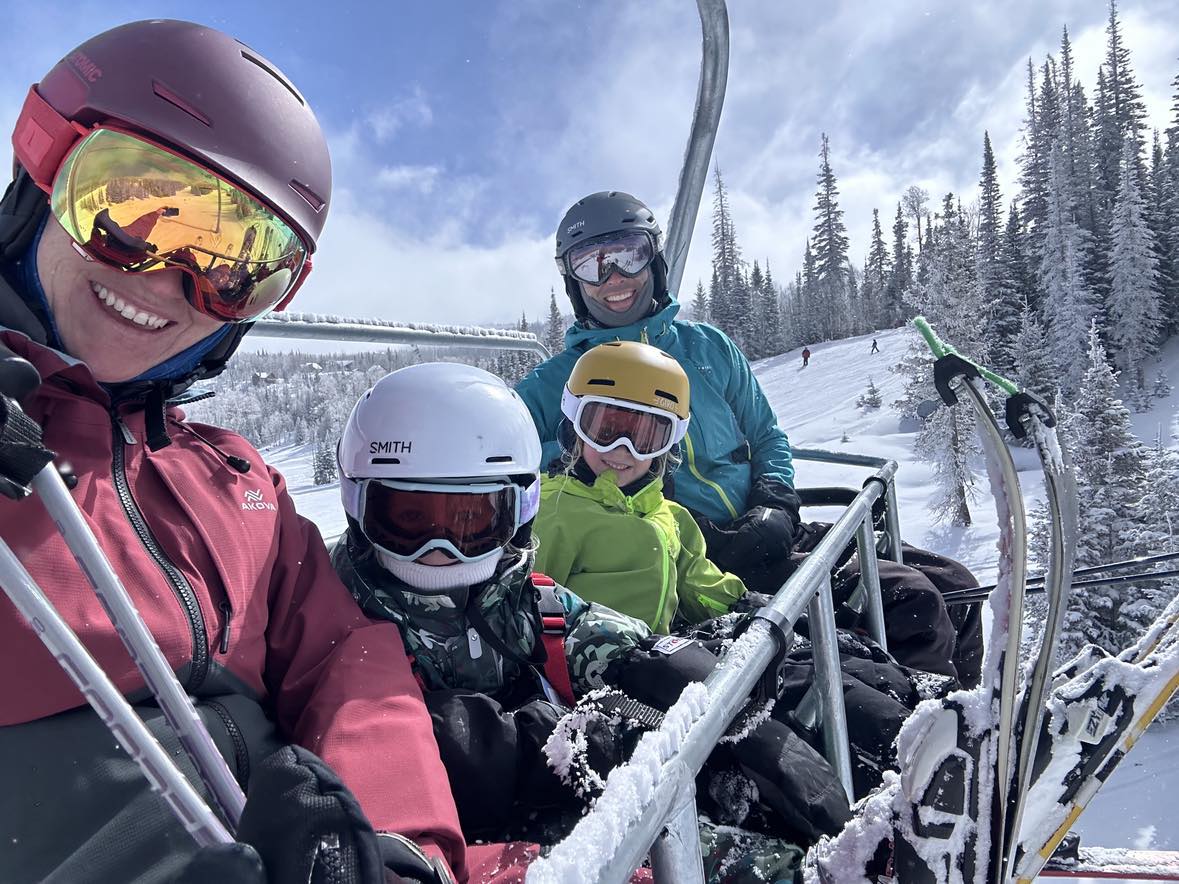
top-left (332, 361), bottom-right (842, 881)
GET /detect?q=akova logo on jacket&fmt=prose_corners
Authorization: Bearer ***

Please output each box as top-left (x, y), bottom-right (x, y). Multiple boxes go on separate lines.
top-left (241, 488), bottom-right (278, 512)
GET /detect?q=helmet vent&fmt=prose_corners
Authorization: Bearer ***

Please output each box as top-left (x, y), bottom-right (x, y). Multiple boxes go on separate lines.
top-left (239, 50), bottom-right (305, 105)
top-left (289, 178), bottom-right (327, 212)
top-left (586, 378), bottom-right (616, 387)
top-left (655, 389), bottom-right (679, 403)
top-left (486, 455), bottom-right (513, 463)
top-left (152, 81), bottom-right (211, 126)
top-left (371, 457), bottom-right (401, 465)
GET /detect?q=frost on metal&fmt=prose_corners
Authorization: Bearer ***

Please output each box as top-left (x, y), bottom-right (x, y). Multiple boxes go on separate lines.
top-left (527, 682), bottom-right (711, 884)
top-left (271, 311), bottom-right (541, 340)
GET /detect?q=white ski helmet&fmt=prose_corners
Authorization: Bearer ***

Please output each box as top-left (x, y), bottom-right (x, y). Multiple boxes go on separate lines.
top-left (338, 362), bottom-right (543, 524)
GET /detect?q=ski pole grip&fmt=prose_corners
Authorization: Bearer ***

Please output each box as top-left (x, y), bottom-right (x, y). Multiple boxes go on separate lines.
top-left (0, 399), bottom-right (55, 501)
top-left (1004, 391), bottom-right (1056, 440)
top-left (932, 353), bottom-right (980, 407)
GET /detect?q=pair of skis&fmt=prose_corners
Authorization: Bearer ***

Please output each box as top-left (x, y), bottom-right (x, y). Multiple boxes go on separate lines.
top-left (0, 354), bottom-right (243, 846)
top-left (807, 319), bottom-right (1179, 883)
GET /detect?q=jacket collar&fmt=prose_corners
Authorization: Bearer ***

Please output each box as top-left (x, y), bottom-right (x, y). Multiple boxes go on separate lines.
top-left (543, 466), bottom-right (665, 516)
top-left (563, 299), bottom-right (681, 353)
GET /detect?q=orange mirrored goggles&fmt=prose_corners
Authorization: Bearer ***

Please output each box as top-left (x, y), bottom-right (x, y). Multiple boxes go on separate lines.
top-left (46, 128), bottom-right (310, 322)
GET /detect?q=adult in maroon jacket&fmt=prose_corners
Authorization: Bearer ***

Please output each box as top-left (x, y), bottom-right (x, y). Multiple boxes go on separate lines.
top-left (0, 20), bottom-right (497, 884)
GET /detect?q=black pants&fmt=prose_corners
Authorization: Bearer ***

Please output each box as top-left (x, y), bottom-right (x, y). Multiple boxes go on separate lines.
top-left (728, 523), bottom-right (984, 688)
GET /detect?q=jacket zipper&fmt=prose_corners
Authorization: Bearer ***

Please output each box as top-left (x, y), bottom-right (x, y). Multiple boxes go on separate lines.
top-left (218, 600), bottom-right (233, 654)
top-left (681, 433), bottom-right (740, 520)
top-left (110, 410), bottom-right (209, 691)
top-left (204, 699), bottom-right (249, 787)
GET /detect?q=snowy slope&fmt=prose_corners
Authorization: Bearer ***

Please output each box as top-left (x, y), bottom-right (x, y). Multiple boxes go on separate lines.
top-left (265, 324), bottom-right (1178, 864)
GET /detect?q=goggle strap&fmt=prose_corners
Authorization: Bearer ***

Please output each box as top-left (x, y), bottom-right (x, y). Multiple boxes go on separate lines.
top-left (12, 87), bottom-right (86, 192)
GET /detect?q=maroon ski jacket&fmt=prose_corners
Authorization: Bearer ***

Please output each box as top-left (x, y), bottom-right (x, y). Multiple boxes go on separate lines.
top-left (0, 330), bottom-right (471, 882)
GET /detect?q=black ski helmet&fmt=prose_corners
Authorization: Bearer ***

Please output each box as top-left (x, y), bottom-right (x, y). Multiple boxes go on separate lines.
top-left (554, 191), bottom-right (670, 322)
top-left (2, 19), bottom-right (331, 393)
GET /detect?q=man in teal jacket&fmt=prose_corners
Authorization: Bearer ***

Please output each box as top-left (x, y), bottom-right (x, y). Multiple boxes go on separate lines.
top-left (518, 191), bottom-right (984, 686)
top-left (517, 191), bottom-right (802, 596)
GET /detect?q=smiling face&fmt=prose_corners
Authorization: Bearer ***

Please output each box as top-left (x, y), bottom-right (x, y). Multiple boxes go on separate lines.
top-left (580, 441), bottom-right (648, 485)
top-left (36, 219), bottom-right (225, 382)
top-left (579, 265), bottom-right (651, 317)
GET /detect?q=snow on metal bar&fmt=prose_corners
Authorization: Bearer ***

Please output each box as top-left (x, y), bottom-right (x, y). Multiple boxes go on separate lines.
top-left (1042, 848), bottom-right (1179, 880)
top-left (251, 312), bottom-right (550, 356)
top-left (265, 311), bottom-right (541, 339)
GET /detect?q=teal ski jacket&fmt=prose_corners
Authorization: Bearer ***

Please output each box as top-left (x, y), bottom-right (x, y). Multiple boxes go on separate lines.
top-left (516, 299), bottom-right (796, 524)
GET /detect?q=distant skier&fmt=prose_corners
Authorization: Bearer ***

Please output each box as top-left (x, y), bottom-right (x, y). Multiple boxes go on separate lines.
top-left (871, 338), bottom-right (880, 354)
top-left (802, 346), bottom-right (812, 367)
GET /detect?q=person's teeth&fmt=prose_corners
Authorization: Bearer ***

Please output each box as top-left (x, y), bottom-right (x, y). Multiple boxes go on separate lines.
top-left (89, 281), bottom-right (168, 329)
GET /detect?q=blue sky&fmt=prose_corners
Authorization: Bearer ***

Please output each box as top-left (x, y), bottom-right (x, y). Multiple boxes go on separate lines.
top-left (2, 1), bottom-right (1177, 327)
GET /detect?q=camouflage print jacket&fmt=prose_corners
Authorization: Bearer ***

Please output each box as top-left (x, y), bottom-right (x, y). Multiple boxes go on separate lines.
top-left (330, 530), bottom-right (651, 701)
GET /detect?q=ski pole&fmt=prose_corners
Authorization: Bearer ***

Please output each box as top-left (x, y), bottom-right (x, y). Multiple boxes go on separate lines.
top-left (946, 551), bottom-right (1179, 603)
top-left (0, 351), bottom-right (244, 830)
top-left (944, 563), bottom-right (1179, 606)
top-left (32, 463), bottom-right (246, 828)
top-left (0, 535), bottom-right (232, 847)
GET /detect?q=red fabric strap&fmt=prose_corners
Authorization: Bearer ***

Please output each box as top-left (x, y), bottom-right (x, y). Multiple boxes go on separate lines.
top-left (531, 572), bottom-right (577, 707)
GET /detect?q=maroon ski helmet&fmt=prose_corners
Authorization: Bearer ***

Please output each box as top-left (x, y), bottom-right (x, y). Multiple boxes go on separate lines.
top-left (16, 19), bottom-right (330, 250)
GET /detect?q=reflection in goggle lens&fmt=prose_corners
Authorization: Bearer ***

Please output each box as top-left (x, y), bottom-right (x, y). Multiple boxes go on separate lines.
top-left (50, 128), bottom-right (308, 322)
top-left (567, 231), bottom-right (654, 285)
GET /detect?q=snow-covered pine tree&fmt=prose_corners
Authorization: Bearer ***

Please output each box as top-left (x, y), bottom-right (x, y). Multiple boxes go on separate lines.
top-left (1012, 298), bottom-right (1058, 404)
top-left (856, 377), bottom-right (882, 410)
top-left (810, 133), bottom-right (852, 341)
top-left (907, 198), bottom-right (982, 527)
top-left (312, 436), bottom-right (337, 486)
top-left (758, 260), bottom-right (784, 356)
top-left (1057, 322), bottom-right (1156, 660)
top-left (1109, 135), bottom-right (1161, 389)
top-left (693, 279), bottom-right (709, 323)
top-left (987, 203), bottom-right (1029, 376)
top-left (1152, 370), bottom-right (1173, 401)
top-left (862, 208), bottom-right (890, 330)
top-left (1148, 133), bottom-right (1179, 336)
top-left (978, 133), bottom-right (1018, 372)
top-left (883, 203), bottom-right (912, 327)
top-left (1094, 0), bottom-right (1149, 201)
top-left (1019, 59), bottom-right (1051, 269)
top-left (709, 165), bottom-right (747, 347)
top-left (902, 186), bottom-right (929, 261)
top-left (747, 261), bottom-right (765, 359)
top-left (544, 289), bottom-right (566, 355)
top-left (1040, 143), bottom-right (1097, 394)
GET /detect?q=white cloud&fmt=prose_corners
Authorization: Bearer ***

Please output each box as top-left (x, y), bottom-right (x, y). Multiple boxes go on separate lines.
top-left (297, 205), bottom-right (557, 327)
top-left (365, 86), bottom-right (434, 142)
top-left (376, 164), bottom-right (442, 193)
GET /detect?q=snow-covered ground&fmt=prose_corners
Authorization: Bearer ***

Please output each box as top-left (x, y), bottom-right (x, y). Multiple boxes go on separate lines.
top-left (266, 324), bottom-right (1178, 872)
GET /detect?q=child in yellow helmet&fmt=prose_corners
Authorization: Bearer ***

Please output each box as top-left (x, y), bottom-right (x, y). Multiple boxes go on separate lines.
top-left (532, 340), bottom-right (751, 632)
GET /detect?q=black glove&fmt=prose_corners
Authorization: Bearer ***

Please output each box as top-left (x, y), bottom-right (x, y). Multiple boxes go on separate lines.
top-left (425, 689), bottom-right (570, 838)
top-left (709, 505), bottom-right (797, 573)
top-left (545, 689), bottom-right (643, 800)
top-left (175, 744), bottom-right (454, 884)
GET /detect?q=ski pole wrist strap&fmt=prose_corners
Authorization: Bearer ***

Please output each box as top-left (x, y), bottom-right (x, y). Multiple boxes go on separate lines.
top-left (0, 394), bottom-right (54, 500)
